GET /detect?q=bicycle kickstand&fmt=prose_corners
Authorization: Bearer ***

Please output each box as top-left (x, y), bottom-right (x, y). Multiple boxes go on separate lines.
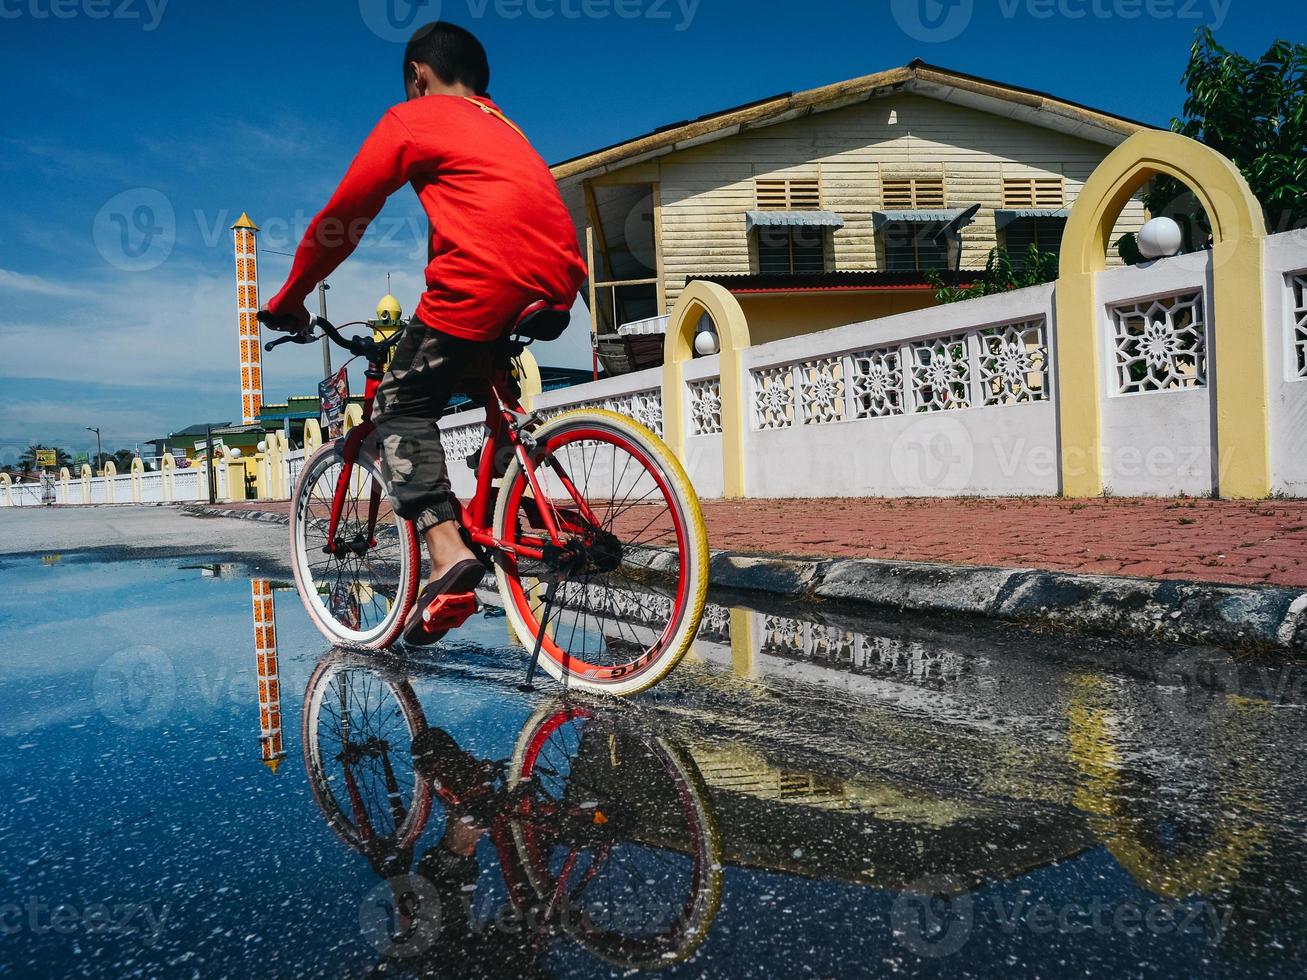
top-left (518, 575), bottom-right (562, 692)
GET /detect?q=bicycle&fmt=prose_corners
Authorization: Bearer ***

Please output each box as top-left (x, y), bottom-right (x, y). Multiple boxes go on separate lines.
top-left (260, 307), bottom-right (709, 696)
top-left (301, 650), bottom-right (723, 969)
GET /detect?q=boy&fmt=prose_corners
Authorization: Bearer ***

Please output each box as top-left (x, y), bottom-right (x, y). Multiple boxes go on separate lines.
top-left (261, 22), bottom-right (586, 632)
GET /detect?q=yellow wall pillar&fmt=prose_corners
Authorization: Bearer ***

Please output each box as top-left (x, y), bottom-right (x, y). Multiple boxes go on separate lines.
top-left (1056, 131), bottom-right (1270, 498)
top-left (664, 281), bottom-right (752, 498)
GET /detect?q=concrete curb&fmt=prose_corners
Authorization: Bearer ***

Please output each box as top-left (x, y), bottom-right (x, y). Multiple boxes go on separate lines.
top-left (180, 505), bottom-right (1307, 652)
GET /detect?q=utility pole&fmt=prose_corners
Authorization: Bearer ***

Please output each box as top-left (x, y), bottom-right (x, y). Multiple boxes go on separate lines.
top-left (205, 426), bottom-right (217, 504)
top-left (85, 426), bottom-right (102, 475)
top-left (317, 281), bottom-right (332, 377)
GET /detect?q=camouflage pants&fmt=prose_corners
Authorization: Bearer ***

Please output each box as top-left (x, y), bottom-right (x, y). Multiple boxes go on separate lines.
top-left (374, 323), bottom-right (496, 533)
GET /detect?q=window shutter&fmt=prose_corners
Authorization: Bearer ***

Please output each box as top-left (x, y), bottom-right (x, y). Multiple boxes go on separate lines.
top-left (755, 177), bottom-right (821, 210)
top-left (882, 177), bottom-right (946, 209)
top-left (1003, 177), bottom-right (1065, 209)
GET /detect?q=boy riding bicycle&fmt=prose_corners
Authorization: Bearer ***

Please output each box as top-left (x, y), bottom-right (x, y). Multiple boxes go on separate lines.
top-left (260, 22), bottom-right (586, 637)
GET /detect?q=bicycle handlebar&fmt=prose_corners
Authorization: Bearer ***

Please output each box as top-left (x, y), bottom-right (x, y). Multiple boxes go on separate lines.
top-left (259, 312), bottom-right (403, 361)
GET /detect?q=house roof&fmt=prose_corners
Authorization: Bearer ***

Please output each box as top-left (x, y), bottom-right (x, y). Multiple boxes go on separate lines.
top-left (551, 60), bottom-right (1154, 185)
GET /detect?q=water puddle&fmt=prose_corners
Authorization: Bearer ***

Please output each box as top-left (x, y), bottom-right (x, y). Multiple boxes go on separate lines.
top-left (1, 553), bottom-right (1304, 977)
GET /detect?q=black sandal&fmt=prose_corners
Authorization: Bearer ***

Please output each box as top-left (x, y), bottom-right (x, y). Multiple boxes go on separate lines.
top-left (402, 558), bottom-right (487, 645)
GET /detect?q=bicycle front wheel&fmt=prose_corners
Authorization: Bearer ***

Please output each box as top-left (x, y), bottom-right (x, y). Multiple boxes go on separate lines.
top-left (491, 409), bottom-right (709, 697)
top-left (290, 441), bottom-right (420, 649)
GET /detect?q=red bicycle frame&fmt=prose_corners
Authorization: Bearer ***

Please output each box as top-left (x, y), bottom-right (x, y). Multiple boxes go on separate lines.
top-left (321, 349), bottom-right (600, 563)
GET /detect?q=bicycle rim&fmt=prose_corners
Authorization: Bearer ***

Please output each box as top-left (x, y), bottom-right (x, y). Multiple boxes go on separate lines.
top-left (492, 410), bottom-right (708, 695)
top-left (507, 705), bottom-right (722, 969)
top-left (291, 443), bottom-right (419, 649)
top-left (302, 653), bottom-right (432, 855)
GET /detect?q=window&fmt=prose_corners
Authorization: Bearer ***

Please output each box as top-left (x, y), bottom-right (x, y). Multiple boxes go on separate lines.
top-left (755, 177), bottom-right (821, 210)
top-left (1002, 177), bottom-right (1065, 209)
top-left (882, 221), bottom-right (950, 272)
top-left (757, 225), bottom-right (827, 274)
top-left (1003, 217), bottom-right (1067, 268)
top-left (881, 177), bottom-right (946, 209)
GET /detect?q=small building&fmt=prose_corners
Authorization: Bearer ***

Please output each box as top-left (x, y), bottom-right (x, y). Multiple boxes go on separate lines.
top-left (552, 60), bottom-right (1152, 367)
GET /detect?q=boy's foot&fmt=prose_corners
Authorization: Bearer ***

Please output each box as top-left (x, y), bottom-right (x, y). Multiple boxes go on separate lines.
top-left (402, 558), bottom-right (486, 645)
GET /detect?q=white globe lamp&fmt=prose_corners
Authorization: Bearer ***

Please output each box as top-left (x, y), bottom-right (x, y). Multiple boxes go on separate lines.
top-left (694, 329), bottom-right (719, 356)
top-left (229, 448), bottom-right (242, 460)
top-left (1138, 217), bottom-right (1184, 260)
top-left (256, 440), bottom-right (268, 454)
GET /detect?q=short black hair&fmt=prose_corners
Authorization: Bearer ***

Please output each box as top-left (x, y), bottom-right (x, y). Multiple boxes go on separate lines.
top-left (403, 22), bottom-right (490, 96)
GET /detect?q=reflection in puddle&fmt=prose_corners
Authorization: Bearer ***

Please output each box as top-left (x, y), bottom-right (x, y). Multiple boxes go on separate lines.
top-left (302, 651), bottom-right (720, 971)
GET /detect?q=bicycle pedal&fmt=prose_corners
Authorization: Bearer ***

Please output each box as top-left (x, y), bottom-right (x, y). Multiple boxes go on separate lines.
top-left (421, 592), bottom-right (479, 632)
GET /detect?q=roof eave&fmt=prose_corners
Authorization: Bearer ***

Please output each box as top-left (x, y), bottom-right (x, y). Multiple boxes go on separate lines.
top-left (551, 62), bottom-right (1152, 186)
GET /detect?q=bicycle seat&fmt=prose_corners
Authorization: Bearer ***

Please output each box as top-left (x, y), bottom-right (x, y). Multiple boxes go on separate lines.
top-left (512, 300), bottom-right (571, 342)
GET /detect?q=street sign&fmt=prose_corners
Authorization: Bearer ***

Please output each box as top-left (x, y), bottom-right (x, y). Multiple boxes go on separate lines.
top-left (73, 452), bottom-right (88, 466)
top-left (34, 449), bottom-right (56, 467)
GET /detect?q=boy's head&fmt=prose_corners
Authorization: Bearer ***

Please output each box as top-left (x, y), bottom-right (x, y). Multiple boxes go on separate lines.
top-left (404, 22), bottom-right (490, 100)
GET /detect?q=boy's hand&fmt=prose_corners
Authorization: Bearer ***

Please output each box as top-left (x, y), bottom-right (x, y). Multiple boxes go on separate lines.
top-left (258, 304), bottom-right (311, 334)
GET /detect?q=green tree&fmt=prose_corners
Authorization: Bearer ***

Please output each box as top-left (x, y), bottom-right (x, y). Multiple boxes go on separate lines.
top-left (1120, 29), bottom-right (1307, 261)
top-left (927, 244), bottom-right (1060, 304)
top-left (112, 449), bottom-right (138, 472)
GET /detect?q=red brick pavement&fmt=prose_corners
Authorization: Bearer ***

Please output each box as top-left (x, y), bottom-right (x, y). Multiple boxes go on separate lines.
top-left (207, 496), bottom-right (1307, 589)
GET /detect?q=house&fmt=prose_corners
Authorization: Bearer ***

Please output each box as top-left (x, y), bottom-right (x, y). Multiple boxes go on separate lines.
top-left (552, 60), bottom-right (1152, 367)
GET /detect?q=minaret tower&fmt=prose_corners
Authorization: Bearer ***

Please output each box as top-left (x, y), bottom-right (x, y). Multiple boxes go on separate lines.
top-left (232, 213), bottom-right (264, 425)
top-left (251, 578), bottom-right (286, 774)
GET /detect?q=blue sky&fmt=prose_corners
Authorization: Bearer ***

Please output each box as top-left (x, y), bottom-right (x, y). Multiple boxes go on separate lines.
top-left (0, 0), bottom-right (1296, 459)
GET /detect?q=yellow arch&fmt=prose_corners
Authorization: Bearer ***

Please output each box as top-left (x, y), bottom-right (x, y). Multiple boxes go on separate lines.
top-left (517, 348), bottom-right (543, 410)
top-left (130, 457), bottom-right (144, 502)
top-left (160, 452), bottom-right (175, 502)
top-left (663, 281), bottom-right (752, 498)
top-left (58, 466), bottom-right (71, 504)
top-left (1057, 130), bottom-right (1269, 497)
top-left (0, 472), bottom-right (10, 507)
top-left (79, 463), bottom-right (92, 504)
top-left (103, 460), bottom-right (117, 503)
top-left (303, 419), bottom-right (323, 456)
top-left (1066, 674), bottom-right (1266, 898)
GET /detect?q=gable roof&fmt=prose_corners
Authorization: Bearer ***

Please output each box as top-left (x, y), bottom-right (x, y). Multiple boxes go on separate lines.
top-left (552, 60), bottom-right (1154, 185)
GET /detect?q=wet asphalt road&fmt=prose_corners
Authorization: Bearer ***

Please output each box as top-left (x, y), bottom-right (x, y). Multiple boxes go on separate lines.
top-left (1, 507), bottom-right (1305, 978)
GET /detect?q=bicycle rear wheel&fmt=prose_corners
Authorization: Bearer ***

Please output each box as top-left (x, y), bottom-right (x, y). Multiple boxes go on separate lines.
top-left (290, 441), bottom-right (420, 649)
top-left (491, 409), bottom-right (709, 697)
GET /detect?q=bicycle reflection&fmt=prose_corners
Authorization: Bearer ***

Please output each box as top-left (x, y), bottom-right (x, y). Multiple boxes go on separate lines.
top-left (300, 650), bottom-right (722, 972)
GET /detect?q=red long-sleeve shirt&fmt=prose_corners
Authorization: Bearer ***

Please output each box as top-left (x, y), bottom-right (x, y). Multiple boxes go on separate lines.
top-left (269, 94), bottom-right (586, 341)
